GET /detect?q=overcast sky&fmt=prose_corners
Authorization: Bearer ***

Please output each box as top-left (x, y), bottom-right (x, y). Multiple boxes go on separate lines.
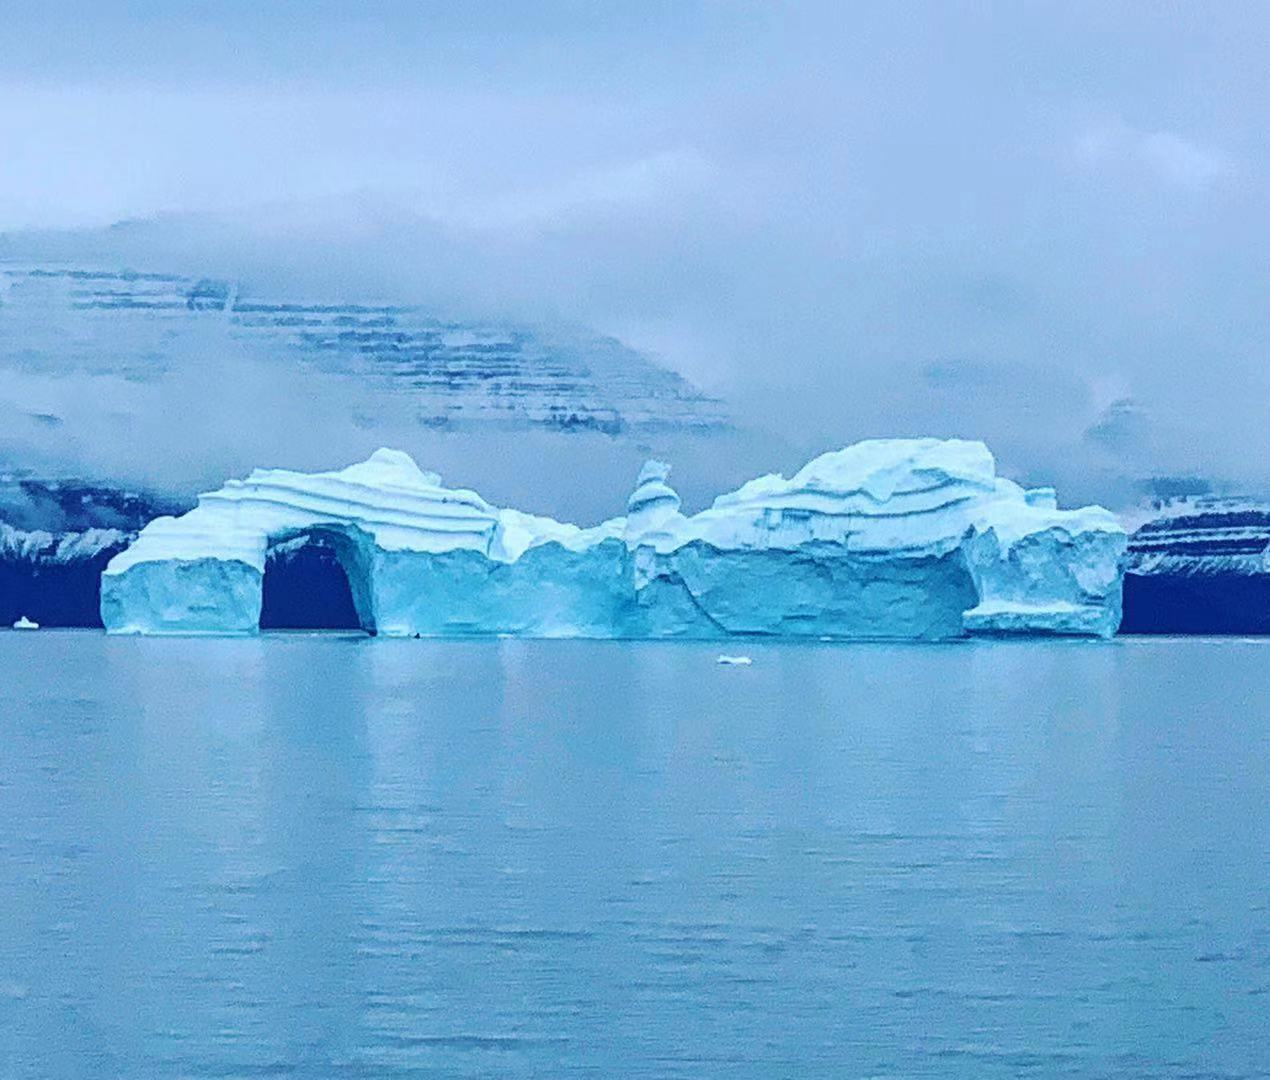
top-left (3, 1), bottom-right (1269, 504)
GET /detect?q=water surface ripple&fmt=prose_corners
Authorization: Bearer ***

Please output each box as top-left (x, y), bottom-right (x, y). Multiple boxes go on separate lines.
top-left (1, 634), bottom-right (1267, 1077)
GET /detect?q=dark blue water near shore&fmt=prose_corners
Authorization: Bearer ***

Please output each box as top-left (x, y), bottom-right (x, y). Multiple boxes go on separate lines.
top-left (1, 634), bottom-right (1268, 1077)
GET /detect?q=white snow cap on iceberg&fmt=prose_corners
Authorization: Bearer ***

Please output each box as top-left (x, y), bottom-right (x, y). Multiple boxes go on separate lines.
top-left (634, 437), bottom-right (1122, 556)
top-left (106, 448), bottom-right (503, 575)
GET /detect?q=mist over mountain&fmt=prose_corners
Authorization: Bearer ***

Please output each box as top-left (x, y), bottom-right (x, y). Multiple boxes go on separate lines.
top-left (0, 240), bottom-right (789, 524)
top-left (5, 3), bottom-right (1270, 508)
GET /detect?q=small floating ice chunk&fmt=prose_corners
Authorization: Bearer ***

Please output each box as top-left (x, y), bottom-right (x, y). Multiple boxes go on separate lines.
top-left (0, 978), bottom-right (28, 1000)
top-left (12, 615), bottom-right (38, 630)
top-left (717, 654), bottom-right (752, 666)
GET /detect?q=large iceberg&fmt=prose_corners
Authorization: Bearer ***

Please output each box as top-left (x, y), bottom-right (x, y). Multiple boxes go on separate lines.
top-left (101, 440), bottom-right (1127, 639)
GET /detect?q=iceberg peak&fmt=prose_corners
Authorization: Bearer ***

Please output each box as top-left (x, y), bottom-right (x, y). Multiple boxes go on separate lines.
top-left (625, 459), bottom-right (682, 542)
top-left (308, 447), bottom-right (444, 491)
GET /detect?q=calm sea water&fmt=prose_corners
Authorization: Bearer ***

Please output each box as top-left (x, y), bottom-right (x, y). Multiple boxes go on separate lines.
top-left (1, 633), bottom-right (1267, 1078)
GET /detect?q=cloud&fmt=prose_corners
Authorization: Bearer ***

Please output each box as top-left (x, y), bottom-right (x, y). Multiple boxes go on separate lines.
top-left (462, 149), bottom-right (718, 231)
top-left (1084, 398), bottom-right (1151, 455)
top-left (5, 4), bottom-right (1270, 507)
top-left (1069, 120), bottom-right (1233, 190)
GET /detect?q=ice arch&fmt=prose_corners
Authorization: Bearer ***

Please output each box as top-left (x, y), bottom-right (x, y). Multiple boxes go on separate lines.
top-left (100, 449), bottom-right (500, 636)
top-left (260, 525), bottom-right (377, 633)
top-left (98, 521), bottom-right (383, 637)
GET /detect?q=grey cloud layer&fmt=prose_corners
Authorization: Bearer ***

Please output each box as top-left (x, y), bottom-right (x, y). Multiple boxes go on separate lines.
top-left (3, 1), bottom-right (1269, 505)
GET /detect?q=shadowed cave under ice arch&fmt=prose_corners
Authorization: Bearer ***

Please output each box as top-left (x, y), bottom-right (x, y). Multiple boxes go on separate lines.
top-left (258, 525), bottom-right (377, 634)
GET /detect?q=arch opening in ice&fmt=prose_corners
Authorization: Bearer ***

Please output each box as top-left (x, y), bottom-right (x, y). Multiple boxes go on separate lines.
top-left (259, 524), bottom-right (377, 634)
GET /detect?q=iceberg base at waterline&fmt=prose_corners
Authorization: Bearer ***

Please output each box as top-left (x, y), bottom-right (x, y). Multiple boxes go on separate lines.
top-left (99, 440), bottom-right (1127, 640)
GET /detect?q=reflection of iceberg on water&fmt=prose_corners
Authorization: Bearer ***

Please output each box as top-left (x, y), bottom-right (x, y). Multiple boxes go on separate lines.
top-left (101, 439), bottom-right (1127, 640)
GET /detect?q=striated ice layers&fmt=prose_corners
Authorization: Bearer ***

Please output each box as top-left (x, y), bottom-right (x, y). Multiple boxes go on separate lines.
top-left (101, 440), bottom-right (1127, 639)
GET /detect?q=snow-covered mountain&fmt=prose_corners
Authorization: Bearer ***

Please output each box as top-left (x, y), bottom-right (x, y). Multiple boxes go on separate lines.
top-left (1127, 496), bottom-right (1270, 576)
top-left (1122, 495), bottom-right (1270, 633)
top-left (0, 266), bottom-right (727, 435)
top-left (0, 474), bottom-right (187, 627)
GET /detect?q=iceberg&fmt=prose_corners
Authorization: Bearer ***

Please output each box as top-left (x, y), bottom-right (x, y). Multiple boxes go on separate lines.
top-left (101, 440), bottom-right (1127, 639)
